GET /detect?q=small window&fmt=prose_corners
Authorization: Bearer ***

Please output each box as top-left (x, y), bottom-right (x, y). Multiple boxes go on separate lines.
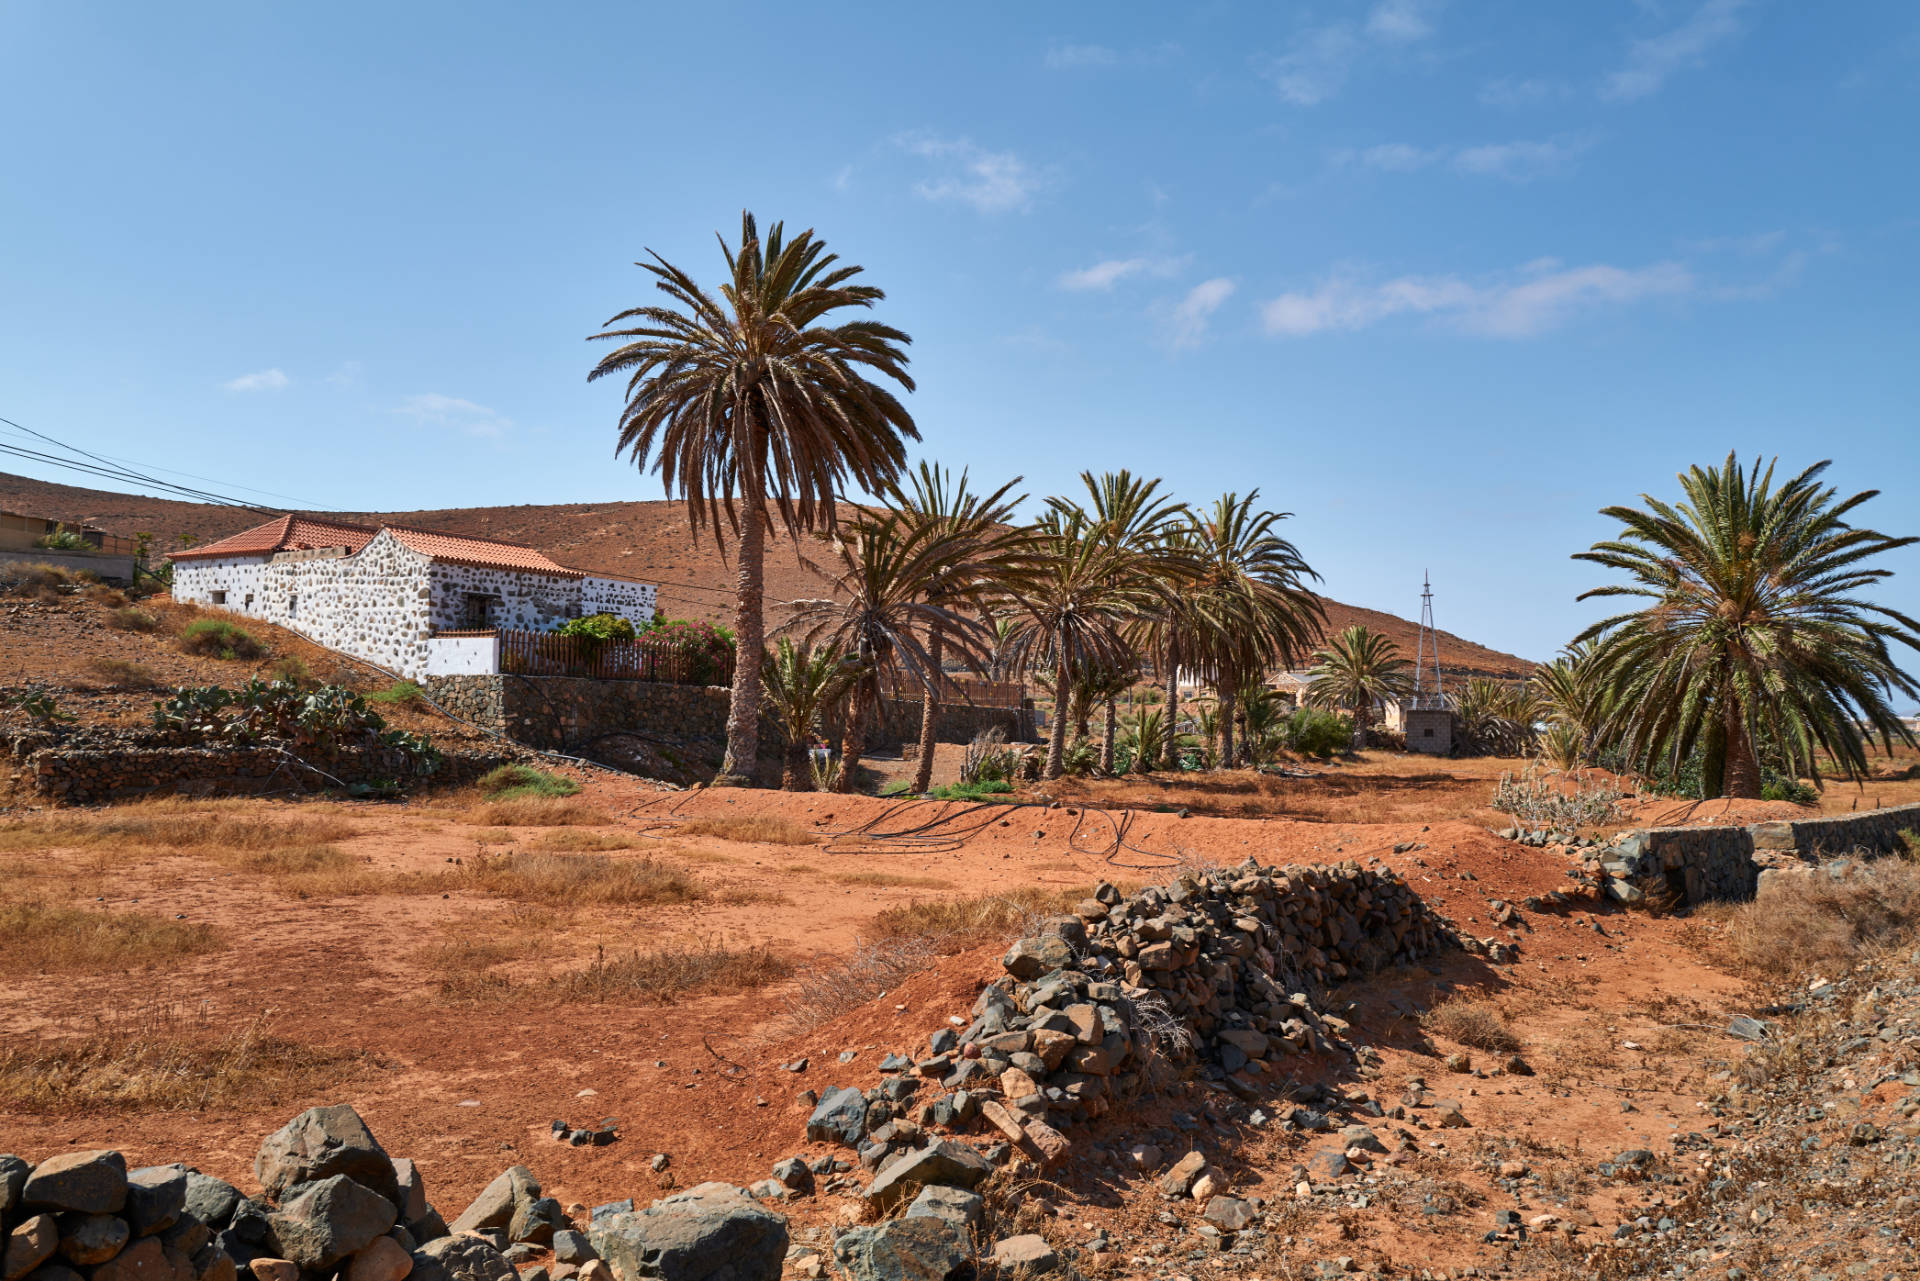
top-left (288, 594), bottom-right (299, 618)
top-left (210, 590), bottom-right (227, 606)
top-left (464, 593), bottom-right (501, 629)
top-left (243, 593), bottom-right (254, 610)
top-left (1424, 728), bottom-right (1435, 738)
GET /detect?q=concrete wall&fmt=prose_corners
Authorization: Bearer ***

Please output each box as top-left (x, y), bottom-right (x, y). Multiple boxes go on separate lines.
top-left (424, 633), bottom-right (500, 676)
top-left (0, 548), bottom-right (137, 584)
top-left (1405, 708), bottom-right (1454, 756)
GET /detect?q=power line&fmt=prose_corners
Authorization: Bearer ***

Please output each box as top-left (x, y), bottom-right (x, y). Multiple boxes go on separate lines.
top-left (0, 414), bottom-right (287, 516)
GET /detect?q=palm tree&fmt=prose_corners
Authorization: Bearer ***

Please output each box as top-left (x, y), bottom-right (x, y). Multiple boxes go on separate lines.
top-left (587, 213), bottom-right (917, 786)
top-left (784, 509), bottom-right (993, 792)
top-left (1575, 453), bottom-right (1920, 797)
top-left (1003, 507), bottom-right (1155, 780)
top-left (1529, 642), bottom-right (1600, 764)
top-left (1451, 677), bottom-right (1538, 757)
top-left (1306, 625), bottom-right (1413, 751)
top-left (1179, 493), bottom-right (1325, 767)
top-left (760, 638), bottom-right (854, 791)
top-left (894, 463), bottom-right (1029, 794)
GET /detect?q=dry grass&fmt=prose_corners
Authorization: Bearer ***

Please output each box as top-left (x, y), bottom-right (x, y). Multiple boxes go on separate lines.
top-left (1720, 859), bottom-right (1920, 979)
top-left (528, 829), bottom-right (639, 852)
top-left (1423, 994), bottom-right (1522, 1053)
top-left (1039, 759), bottom-right (1520, 825)
top-left (457, 851), bottom-right (707, 906)
top-left (675, 813), bottom-right (820, 845)
top-left (461, 798), bottom-right (610, 827)
top-left (0, 802), bottom-right (361, 855)
top-left (0, 899), bottom-right (223, 974)
top-left (868, 886), bottom-right (1098, 947)
top-left (554, 938), bottom-right (793, 1003)
top-left (822, 869), bottom-right (956, 890)
top-left (0, 1005), bottom-right (377, 1112)
top-left (780, 937), bottom-right (940, 1032)
top-left (86, 657), bottom-right (166, 689)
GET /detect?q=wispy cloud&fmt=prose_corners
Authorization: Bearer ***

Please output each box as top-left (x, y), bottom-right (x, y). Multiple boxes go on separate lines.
top-left (396, 393), bottom-right (511, 439)
top-left (898, 134), bottom-right (1046, 214)
top-left (223, 368), bottom-right (288, 393)
top-left (1333, 135), bottom-right (1589, 181)
top-left (1165, 278), bottom-right (1236, 347)
top-left (1057, 255), bottom-right (1191, 291)
top-left (1603, 0), bottom-right (1748, 101)
top-left (1261, 2), bottom-right (1438, 106)
top-left (1261, 259), bottom-right (1696, 339)
top-left (1046, 43), bottom-right (1117, 69)
top-left (1366, 0), bottom-right (1439, 43)
top-left (1478, 76), bottom-right (1567, 108)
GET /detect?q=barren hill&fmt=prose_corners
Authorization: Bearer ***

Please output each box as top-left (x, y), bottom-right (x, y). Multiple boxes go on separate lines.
top-left (0, 470), bottom-right (1534, 677)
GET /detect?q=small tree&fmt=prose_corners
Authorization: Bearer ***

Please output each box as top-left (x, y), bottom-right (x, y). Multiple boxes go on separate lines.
top-left (761, 638), bottom-right (853, 791)
top-left (1306, 625), bottom-right (1413, 751)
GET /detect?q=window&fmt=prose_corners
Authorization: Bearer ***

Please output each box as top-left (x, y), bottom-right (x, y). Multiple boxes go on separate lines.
top-left (463, 593), bottom-right (501, 629)
top-left (243, 593), bottom-right (254, 610)
top-left (210, 590), bottom-right (226, 605)
top-left (288, 594), bottom-right (298, 618)
top-left (1423, 728), bottom-right (1435, 738)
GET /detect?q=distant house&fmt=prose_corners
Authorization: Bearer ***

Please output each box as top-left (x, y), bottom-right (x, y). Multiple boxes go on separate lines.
top-left (169, 515), bottom-right (656, 678)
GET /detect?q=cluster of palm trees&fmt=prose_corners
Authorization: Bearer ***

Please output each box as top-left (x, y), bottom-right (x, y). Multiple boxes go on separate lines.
top-left (588, 216), bottom-right (1918, 801)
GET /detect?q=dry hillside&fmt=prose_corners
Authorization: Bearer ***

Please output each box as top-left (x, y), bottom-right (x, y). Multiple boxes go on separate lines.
top-left (0, 470), bottom-right (1534, 676)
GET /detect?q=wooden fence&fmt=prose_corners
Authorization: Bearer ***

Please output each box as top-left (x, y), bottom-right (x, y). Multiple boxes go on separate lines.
top-left (497, 629), bottom-right (735, 686)
top-left (877, 673), bottom-right (1025, 708)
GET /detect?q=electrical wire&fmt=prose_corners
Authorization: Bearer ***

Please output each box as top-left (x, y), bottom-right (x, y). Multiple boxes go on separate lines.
top-left (0, 415), bottom-right (287, 515)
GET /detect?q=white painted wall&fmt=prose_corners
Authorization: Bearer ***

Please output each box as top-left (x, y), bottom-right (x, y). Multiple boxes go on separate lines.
top-left (581, 575), bottom-right (657, 627)
top-left (425, 633), bottom-right (501, 675)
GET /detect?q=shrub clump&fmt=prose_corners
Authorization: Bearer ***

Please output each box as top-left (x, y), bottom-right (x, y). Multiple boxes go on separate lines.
top-left (476, 764), bottom-right (580, 800)
top-left (152, 679), bottom-right (441, 778)
top-left (180, 618), bottom-right (267, 661)
top-left (1423, 995), bottom-right (1521, 1052)
top-left (1283, 707), bottom-right (1352, 759)
top-left (1721, 859), bottom-right (1920, 979)
top-left (109, 606), bottom-right (162, 632)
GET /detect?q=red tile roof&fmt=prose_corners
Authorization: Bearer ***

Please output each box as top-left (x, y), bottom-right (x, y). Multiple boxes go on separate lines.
top-left (170, 515), bottom-right (584, 578)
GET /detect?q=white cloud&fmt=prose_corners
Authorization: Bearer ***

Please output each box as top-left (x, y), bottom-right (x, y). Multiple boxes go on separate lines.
top-left (1603, 0), bottom-right (1748, 101)
top-left (1262, 24), bottom-right (1362, 106)
top-left (1056, 255), bottom-right (1191, 291)
top-left (1046, 44), bottom-right (1118, 69)
top-left (899, 134), bottom-right (1045, 214)
top-left (1334, 136), bottom-right (1588, 181)
top-left (1166, 278), bottom-right (1236, 347)
top-left (1478, 76), bottom-right (1565, 108)
top-left (1261, 259), bottom-right (1696, 339)
top-left (1367, 0), bottom-right (1438, 43)
top-left (397, 393), bottom-right (511, 438)
top-left (223, 368), bottom-right (288, 393)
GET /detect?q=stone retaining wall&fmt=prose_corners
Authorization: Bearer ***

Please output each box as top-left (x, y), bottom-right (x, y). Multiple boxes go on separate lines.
top-left (12, 740), bottom-right (512, 805)
top-left (1586, 802), bottom-right (1920, 907)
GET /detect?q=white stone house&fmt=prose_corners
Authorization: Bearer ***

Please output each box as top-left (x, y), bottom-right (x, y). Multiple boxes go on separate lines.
top-left (169, 515), bottom-right (656, 679)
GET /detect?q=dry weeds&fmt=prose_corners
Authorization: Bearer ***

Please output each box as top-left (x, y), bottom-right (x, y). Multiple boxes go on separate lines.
top-left (0, 899), bottom-right (223, 973)
top-left (781, 937), bottom-right (940, 1032)
top-left (0, 802), bottom-right (361, 855)
top-left (868, 887), bottom-right (1100, 947)
top-left (1423, 993), bottom-right (1522, 1053)
top-left (457, 851), bottom-right (706, 906)
top-left (554, 938), bottom-right (793, 1003)
top-left (528, 829), bottom-right (639, 852)
top-left (0, 1005), bottom-right (377, 1111)
top-left (461, 798), bottom-right (610, 827)
top-left (675, 814), bottom-right (820, 845)
top-left (1721, 860), bottom-right (1920, 979)
top-left (822, 869), bottom-right (956, 890)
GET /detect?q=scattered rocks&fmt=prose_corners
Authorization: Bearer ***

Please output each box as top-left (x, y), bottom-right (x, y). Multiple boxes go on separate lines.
top-left (254, 1108), bottom-right (400, 1208)
top-left (989, 1234), bottom-right (1058, 1273)
top-left (588, 1183), bottom-right (787, 1281)
top-left (830, 1217), bottom-right (966, 1281)
top-left (22, 1153), bottom-right (128, 1216)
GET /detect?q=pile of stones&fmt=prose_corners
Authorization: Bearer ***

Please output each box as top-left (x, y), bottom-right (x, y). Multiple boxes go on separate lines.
top-left (0, 1106), bottom-right (585, 1281)
top-left (803, 858), bottom-right (1455, 1180)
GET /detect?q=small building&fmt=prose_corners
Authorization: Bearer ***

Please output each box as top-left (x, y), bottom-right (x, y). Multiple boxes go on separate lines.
top-left (1404, 705), bottom-right (1454, 755)
top-left (0, 508), bottom-right (140, 583)
top-left (169, 514), bottom-right (656, 679)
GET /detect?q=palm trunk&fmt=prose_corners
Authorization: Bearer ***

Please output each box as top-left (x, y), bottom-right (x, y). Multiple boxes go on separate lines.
top-left (1100, 695), bottom-right (1117, 775)
top-left (912, 629), bottom-right (942, 794)
top-left (1071, 685), bottom-right (1092, 748)
top-left (1353, 699), bottom-right (1370, 752)
top-left (1721, 693), bottom-right (1762, 799)
top-left (717, 506), bottom-right (765, 787)
top-left (1217, 675), bottom-right (1236, 770)
top-left (1044, 629), bottom-right (1071, 780)
top-left (836, 683), bottom-right (869, 794)
top-left (782, 737), bottom-right (812, 792)
top-left (1160, 636), bottom-right (1181, 771)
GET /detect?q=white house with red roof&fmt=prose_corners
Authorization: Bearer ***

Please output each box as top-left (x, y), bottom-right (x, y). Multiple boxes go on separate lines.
top-left (169, 515), bottom-right (655, 678)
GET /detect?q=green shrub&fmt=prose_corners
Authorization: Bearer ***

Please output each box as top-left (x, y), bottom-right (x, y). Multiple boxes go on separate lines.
top-left (109, 607), bottom-right (161, 633)
top-left (1282, 707), bottom-right (1351, 759)
top-left (367, 680), bottom-right (425, 708)
top-left (1761, 774), bottom-right (1819, 806)
top-left (556, 613), bottom-right (637, 644)
top-left (180, 618), bottom-right (266, 661)
top-left (33, 525), bottom-right (89, 551)
top-left (269, 656), bottom-right (315, 687)
top-left (476, 764), bottom-right (580, 801)
top-left (151, 680), bottom-right (441, 778)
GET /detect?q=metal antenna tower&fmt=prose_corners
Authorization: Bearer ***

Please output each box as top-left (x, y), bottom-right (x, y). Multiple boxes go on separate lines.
top-left (1412, 571), bottom-right (1446, 710)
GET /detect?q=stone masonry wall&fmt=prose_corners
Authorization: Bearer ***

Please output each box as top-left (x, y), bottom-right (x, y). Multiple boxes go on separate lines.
top-left (15, 740), bottom-right (512, 805)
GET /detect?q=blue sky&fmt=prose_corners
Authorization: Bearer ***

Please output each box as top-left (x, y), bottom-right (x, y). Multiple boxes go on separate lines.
top-left (3, 1), bottom-right (1917, 670)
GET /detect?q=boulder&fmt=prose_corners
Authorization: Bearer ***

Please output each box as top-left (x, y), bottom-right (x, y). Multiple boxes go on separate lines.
top-left (990, 1235), bottom-right (1058, 1274)
top-left (549, 1232), bottom-right (595, 1266)
top-left (20, 1265), bottom-right (83, 1281)
top-left (345, 1236), bottom-right (412, 1281)
top-left (769, 1160), bottom-right (812, 1197)
top-left (226, 1202), bottom-right (271, 1247)
top-left (246, 1261), bottom-right (297, 1281)
top-left (507, 1197), bottom-right (566, 1246)
top-left (1158, 1152), bottom-right (1206, 1197)
top-left (90, 1237), bottom-right (192, 1281)
top-left (864, 1142), bottom-right (991, 1213)
top-left (1001, 937), bottom-right (1073, 981)
top-left (126, 1168), bottom-right (189, 1237)
top-left (22, 1152), bottom-right (128, 1215)
top-left (190, 1243), bottom-right (235, 1281)
top-left (254, 1108), bottom-right (400, 1209)
top-left (903, 1187), bottom-right (982, 1229)
top-left (588, 1184), bottom-right (787, 1281)
top-left (804, 1088), bottom-right (868, 1149)
top-left (1203, 1197), bottom-right (1255, 1232)
top-left (391, 1162), bottom-right (428, 1226)
top-left (447, 1168), bottom-right (537, 1238)
top-left (55, 1213), bottom-right (129, 1266)
top-left (159, 1218), bottom-right (211, 1262)
top-left (409, 1236), bottom-right (513, 1281)
top-left (1, 1157), bottom-right (30, 1219)
top-left (266, 1177), bottom-right (398, 1272)
top-left (181, 1176), bottom-right (242, 1233)
top-left (7, 1214), bottom-right (59, 1281)
top-left (829, 1218), bottom-right (967, 1281)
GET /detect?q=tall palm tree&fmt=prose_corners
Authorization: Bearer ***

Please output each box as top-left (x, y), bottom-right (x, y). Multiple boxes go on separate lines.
top-left (587, 213), bottom-right (917, 786)
top-left (1180, 492), bottom-right (1325, 767)
top-left (1575, 453), bottom-right (1919, 797)
top-left (785, 509), bottom-right (993, 792)
top-left (1003, 508), bottom-right (1155, 780)
top-left (1529, 642), bottom-right (1601, 764)
top-left (760, 638), bottom-right (854, 791)
top-left (1451, 677), bottom-right (1539, 757)
top-left (894, 463), bottom-right (1029, 794)
top-left (1306, 625), bottom-right (1413, 751)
